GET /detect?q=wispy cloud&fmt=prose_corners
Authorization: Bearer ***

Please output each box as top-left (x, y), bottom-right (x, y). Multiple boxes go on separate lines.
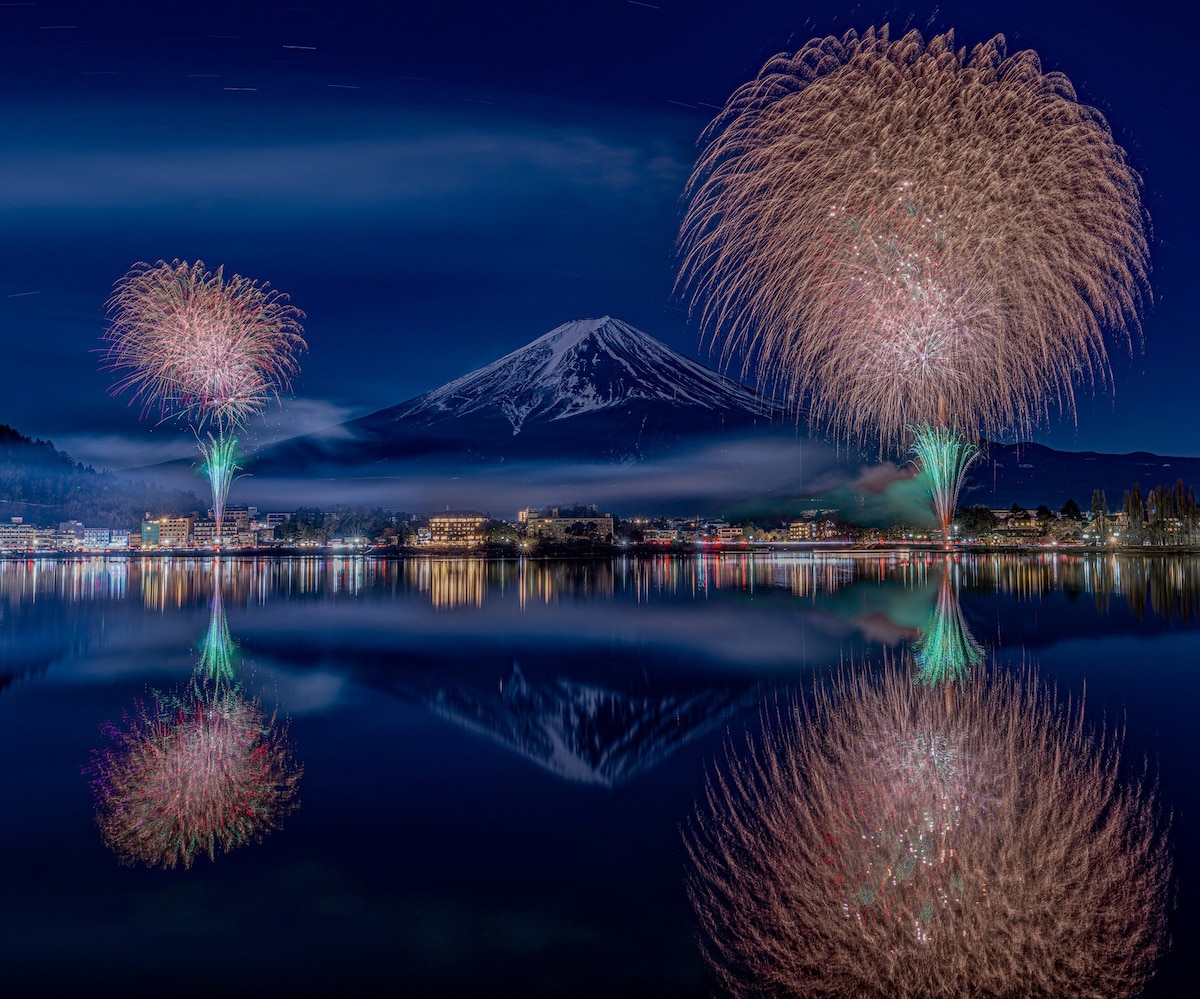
top-left (0, 112), bottom-right (688, 218)
top-left (54, 430), bottom-right (199, 472)
top-left (241, 397), bottom-right (363, 448)
top-left (55, 397), bottom-right (360, 472)
top-left (146, 433), bottom-right (846, 516)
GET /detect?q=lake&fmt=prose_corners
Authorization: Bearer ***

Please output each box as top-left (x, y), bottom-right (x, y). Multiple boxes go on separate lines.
top-left (0, 552), bottom-right (1193, 996)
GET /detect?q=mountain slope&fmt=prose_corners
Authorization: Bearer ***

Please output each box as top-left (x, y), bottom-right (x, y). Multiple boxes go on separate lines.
top-left (961, 441), bottom-right (1200, 510)
top-left (257, 317), bottom-right (785, 469)
top-left (380, 316), bottom-right (776, 433)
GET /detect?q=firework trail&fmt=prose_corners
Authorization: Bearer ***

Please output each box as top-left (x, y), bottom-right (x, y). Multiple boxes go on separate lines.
top-left (910, 422), bottom-right (978, 544)
top-left (686, 660), bottom-right (1169, 997)
top-left (198, 567), bottom-right (240, 687)
top-left (89, 686), bottom-right (302, 870)
top-left (677, 26), bottom-right (1147, 451)
top-left (913, 566), bottom-right (983, 687)
top-left (102, 259), bottom-right (306, 539)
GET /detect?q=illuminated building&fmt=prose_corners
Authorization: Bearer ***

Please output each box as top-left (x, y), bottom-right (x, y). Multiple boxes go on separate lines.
top-left (427, 511), bottom-right (488, 547)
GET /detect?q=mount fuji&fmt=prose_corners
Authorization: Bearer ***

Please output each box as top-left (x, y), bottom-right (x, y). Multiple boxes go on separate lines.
top-left (258, 317), bottom-right (785, 471)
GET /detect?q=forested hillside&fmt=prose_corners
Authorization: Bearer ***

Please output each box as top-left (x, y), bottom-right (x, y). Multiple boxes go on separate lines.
top-left (0, 424), bottom-right (201, 527)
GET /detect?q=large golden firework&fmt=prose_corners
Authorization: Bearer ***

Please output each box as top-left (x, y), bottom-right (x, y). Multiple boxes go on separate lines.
top-left (677, 26), bottom-right (1148, 449)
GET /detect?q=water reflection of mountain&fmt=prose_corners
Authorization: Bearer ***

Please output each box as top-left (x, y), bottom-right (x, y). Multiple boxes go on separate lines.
top-left (404, 661), bottom-right (756, 787)
top-left (253, 634), bottom-right (761, 786)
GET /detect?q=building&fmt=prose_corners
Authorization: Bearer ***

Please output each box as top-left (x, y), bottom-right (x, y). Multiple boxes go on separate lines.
top-left (82, 527), bottom-right (111, 548)
top-left (524, 511), bottom-right (614, 543)
top-left (427, 511), bottom-right (488, 547)
top-left (192, 519), bottom-right (218, 546)
top-left (0, 519), bottom-right (37, 551)
top-left (789, 520), bottom-right (815, 541)
top-left (157, 517), bottom-right (194, 548)
top-left (214, 507), bottom-right (251, 536)
top-left (139, 517), bottom-right (194, 548)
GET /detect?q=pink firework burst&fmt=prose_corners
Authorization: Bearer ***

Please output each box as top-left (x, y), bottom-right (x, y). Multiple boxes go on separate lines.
top-left (103, 259), bottom-right (307, 431)
top-left (686, 660), bottom-right (1170, 997)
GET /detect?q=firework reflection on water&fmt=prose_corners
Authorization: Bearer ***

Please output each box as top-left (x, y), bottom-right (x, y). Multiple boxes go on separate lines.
top-left (687, 659), bottom-right (1169, 997)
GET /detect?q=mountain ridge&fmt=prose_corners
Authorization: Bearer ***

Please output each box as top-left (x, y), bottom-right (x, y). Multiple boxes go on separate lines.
top-left (377, 316), bottom-right (777, 434)
top-left (257, 316), bottom-right (786, 469)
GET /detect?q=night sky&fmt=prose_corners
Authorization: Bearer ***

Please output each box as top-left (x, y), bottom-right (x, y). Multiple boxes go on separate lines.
top-left (1, 0), bottom-right (1196, 474)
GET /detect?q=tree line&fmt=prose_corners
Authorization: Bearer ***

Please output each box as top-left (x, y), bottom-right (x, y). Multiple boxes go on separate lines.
top-left (0, 424), bottom-right (201, 528)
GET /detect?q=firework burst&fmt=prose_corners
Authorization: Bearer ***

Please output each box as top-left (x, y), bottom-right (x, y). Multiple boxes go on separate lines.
top-left (102, 259), bottom-right (306, 540)
top-left (687, 661), bottom-right (1169, 997)
top-left (677, 26), bottom-right (1148, 450)
top-left (103, 259), bottom-right (306, 431)
top-left (89, 686), bottom-right (301, 870)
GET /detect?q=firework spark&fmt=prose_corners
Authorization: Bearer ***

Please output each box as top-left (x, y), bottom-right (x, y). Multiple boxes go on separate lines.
top-left (910, 422), bottom-right (978, 544)
top-left (687, 661), bottom-right (1169, 997)
top-left (199, 430), bottom-right (241, 546)
top-left (198, 576), bottom-right (240, 687)
top-left (89, 686), bottom-right (301, 870)
top-left (102, 259), bottom-right (306, 539)
top-left (103, 259), bottom-right (306, 431)
top-left (677, 26), bottom-right (1147, 450)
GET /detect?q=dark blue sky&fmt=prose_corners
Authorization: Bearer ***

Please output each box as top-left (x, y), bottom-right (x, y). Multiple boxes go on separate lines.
top-left (1, 0), bottom-right (1195, 471)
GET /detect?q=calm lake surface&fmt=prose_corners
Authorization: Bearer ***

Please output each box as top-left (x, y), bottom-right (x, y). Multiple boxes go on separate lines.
top-left (1, 552), bottom-right (1196, 996)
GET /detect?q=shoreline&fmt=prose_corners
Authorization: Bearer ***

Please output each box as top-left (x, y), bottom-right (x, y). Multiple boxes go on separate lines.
top-left (5, 542), bottom-right (1200, 560)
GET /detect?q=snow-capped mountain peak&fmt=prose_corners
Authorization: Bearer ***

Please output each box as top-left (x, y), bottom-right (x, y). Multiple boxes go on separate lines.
top-left (385, 316), bottom-right (776, 435)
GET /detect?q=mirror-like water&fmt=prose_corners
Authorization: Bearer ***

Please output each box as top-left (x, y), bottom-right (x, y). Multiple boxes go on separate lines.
top-left (0, 553), bottom-right (1192, 996)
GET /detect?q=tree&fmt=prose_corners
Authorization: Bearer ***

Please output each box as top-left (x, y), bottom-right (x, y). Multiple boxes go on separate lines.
top-left (484, 519), bottom-right (518, 545)
top-left (1060, 498), bottom-right (1083, 521)
top-left (1123, 484), bottom-right (1145, 545)
top-left (566, 521), bottom-right (598, 539)
top-left (955, 505), bottom-right (998, 537)
top-left (1091, 490), bottom-right (1110, 542)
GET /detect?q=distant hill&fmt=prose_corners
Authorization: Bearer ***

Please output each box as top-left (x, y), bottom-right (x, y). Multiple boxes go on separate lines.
top-left (961, 441), bottom-right (1200, 511)
top-left (0, 424), bottom-right (201, 527)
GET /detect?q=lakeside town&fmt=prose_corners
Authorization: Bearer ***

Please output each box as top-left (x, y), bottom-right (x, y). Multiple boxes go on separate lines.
top-left (1, 488), bottom-right (1194, 554)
